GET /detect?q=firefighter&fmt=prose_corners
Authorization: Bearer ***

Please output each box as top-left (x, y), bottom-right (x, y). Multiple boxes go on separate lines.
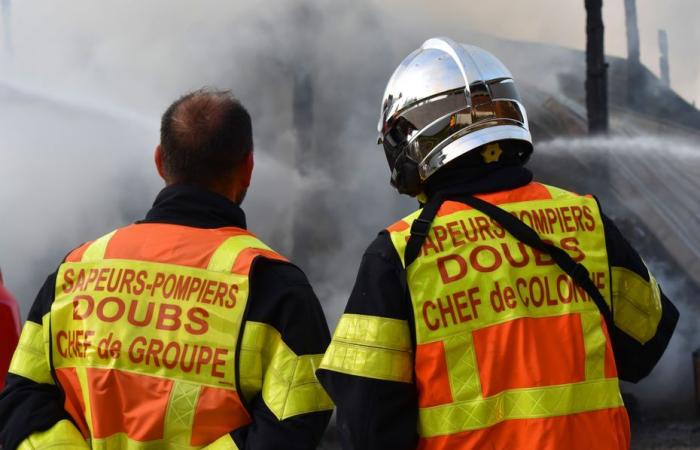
top-left (0, 269), bottom-right (20, 391)
top-left (317, 37), bottom-right (678, 450)
top-left (0, 89), bottom-right (333, 449)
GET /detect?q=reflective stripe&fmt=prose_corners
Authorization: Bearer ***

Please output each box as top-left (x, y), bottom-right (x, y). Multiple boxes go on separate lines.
top-left (443, 332), bottom-right (480, 402)
top-left (321, 340), bottom-right (412, 383)
top-left (541, 183), bottom-right (576, 200)
top-left (320, 314), bottom-right (413, 383)
top-left (611, 266), bottom-right (662, 344)
top-left (208, 234), bottom-right (270, 272)
top-left (241, 321), bottom-right (333, 420)
top-left (80, 230), bottom-right (117, 262)
top-left (332, 313), bottom-right (412, 351)
top-left (164, 380), bottom-right (201, 445)
top-left (418, 407), bottom-right (630, 450)
top-left (75, 367), bottom-right (93, 437)
top-left (9, 321), bottom-right (53, 384)
top-left (202, 434), bottom-right (239, 450)
top-left (17, 419), bottom-right (89, 450)
top-left (581, 311), bottom-right (606, 380)
top-left (91, 433), bottom-right (171, 450)
top-left (90, 432), bottom-right (239, 450)
top-left (418, 378), bottom-right (624, 437)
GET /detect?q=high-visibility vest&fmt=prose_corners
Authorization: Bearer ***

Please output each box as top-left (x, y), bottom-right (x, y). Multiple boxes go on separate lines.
top-left (48, 223), bottom-right (286, 449)
top-left (387, 182), bottom-right (630, 450)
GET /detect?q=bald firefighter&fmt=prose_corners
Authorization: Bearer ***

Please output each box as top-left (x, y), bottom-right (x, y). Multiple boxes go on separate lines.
top-left (0, 89), bottom-right (333, 449)
top-left (317, 38), bottom-right (678, 450)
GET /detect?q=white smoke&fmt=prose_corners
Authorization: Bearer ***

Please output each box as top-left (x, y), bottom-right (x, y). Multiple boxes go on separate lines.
top-left (537, 135), bottom-right (700, 416)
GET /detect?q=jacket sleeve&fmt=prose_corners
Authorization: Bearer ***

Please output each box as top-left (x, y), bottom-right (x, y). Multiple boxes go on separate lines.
top-left (601, 213), bottom-right (679, 382)
top-left (0, 273), bottom-right (89, 450)
top-left (317, 232), bottom-right (418, 450)
top-left (230, 259), bottom-right (333, 450)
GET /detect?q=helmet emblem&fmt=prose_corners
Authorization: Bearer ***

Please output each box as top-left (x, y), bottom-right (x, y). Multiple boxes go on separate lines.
top-left (481, 143), bottom-right (503, 164)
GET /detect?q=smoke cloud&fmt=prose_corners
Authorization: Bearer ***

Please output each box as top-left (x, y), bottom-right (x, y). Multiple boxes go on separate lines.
top-left (536, 136), bottom-right (700, 416)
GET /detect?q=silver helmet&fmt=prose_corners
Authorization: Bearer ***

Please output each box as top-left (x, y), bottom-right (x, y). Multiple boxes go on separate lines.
top-left (378, 37), bottom-right (532, 195)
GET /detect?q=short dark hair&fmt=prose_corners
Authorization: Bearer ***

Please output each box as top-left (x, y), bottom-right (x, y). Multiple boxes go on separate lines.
top-left (160, 88), bottom-right (252, 187)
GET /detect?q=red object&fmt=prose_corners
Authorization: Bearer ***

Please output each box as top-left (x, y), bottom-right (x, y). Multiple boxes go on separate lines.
top-left (0, 272), bottom-right (21, 390)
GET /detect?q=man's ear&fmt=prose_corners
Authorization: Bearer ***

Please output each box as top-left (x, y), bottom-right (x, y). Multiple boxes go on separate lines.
top-left (155, 145), bottom-right (168, 182)
top-left (240, 151), bottom-right (254, 188)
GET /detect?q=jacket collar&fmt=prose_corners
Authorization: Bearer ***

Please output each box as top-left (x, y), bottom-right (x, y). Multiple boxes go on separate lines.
top-left (141, 184), bottom-right (247, 229)
top-left (425, 165), bottom-right (534, 200)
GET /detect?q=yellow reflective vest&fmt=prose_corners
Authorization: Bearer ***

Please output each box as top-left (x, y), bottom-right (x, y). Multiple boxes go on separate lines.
top-left (322, 182), bottom-right (669, 449)
top-left (11, 223), bottom-right (332, 449)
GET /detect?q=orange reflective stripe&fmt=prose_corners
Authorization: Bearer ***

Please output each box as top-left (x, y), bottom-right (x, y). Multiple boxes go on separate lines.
top-left (191, 387), bottom-right (251, 446)
top-left (232, 248), bottom-right (287, 275)
top-left (103, 224), bottom-right (252, 269)
top-left (87, 368), bottom-right (172, 440)
top-left (387, 183), bottom-right (553, 231)
top-left (55, 367), bottom-right (90, 438)
top-left (387, 219), bottom-right (410, 233)
top-left (66, 242), bottom-right (93, 263)
top-left (483, 181), bottom-right (553, 204)
top-left (473, 315), bottom-right (586, 397)
top-left (417, 407), bottom-right (630, 450)
top-left (435, 182), bottom-right (553, 217)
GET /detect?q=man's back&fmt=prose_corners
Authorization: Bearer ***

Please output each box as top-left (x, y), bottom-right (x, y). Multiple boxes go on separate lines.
top-left (386, 181), bottom-right (629, 449)
top-left (52, 222), bottom-right (271, 445)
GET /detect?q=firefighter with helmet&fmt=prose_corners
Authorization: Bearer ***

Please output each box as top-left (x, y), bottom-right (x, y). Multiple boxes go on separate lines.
top-left (0, 89), bottom-right (333, 449)
top-left (317, 37), bottom-right (678, 450)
